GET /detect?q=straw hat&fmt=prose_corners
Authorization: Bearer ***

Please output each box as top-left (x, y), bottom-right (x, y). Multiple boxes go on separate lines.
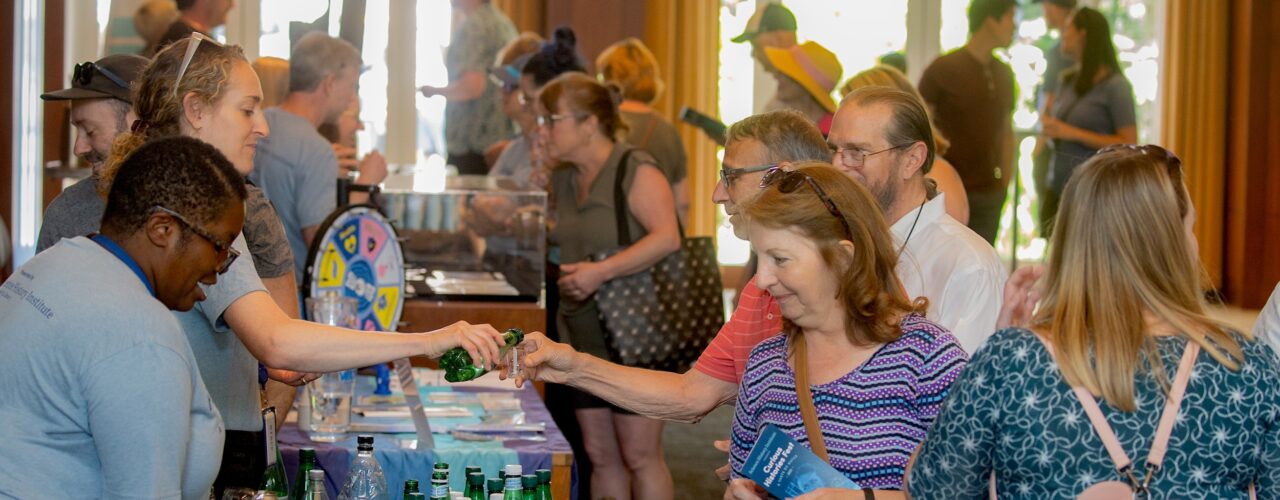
top-left (763, 41), bottom-right (842, 113)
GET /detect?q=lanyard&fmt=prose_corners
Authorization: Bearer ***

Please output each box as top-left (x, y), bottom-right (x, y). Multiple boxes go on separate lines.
top-left (90, 234), bottom-right (156, 298)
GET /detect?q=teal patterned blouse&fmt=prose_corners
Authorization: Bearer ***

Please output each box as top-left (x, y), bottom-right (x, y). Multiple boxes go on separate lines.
top-left (908, 327), bottom-right (1280, 499)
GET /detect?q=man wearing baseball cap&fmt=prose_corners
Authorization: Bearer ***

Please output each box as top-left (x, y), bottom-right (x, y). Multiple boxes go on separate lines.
top-left (731, 3), bottom-right (798, 69)
top-left (37, 54), bottom-right (148, 253)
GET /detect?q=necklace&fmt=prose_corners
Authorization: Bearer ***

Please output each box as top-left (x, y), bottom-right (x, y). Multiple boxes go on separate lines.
top-left (897, 197), bottom-right (928, 257)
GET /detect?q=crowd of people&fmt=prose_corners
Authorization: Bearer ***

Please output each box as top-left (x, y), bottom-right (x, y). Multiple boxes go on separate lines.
top-left (2, 0), bottom-right (1278, 499)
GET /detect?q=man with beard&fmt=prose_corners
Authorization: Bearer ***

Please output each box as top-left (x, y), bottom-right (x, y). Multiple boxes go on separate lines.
top-left (827, 86), bottom-right (1005, 352)
top-left (38, 54), bottom-right (148, 252)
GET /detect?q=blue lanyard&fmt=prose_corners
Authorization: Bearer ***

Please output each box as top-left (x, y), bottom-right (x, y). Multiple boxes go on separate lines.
top-left (90, 234), bottom-right (156, 298)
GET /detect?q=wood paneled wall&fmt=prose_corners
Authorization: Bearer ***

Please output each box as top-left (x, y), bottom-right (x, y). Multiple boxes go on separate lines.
top-left (1224, 0), bottom-right (1280, 308)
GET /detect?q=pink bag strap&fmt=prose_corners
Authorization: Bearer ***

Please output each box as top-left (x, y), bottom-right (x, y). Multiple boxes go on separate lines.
top-left (1035, 335), bottom-right (1199, 490)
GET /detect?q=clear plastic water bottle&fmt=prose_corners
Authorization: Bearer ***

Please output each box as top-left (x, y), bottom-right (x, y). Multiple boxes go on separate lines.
top-left (338, 435), bottom-right (389, 499)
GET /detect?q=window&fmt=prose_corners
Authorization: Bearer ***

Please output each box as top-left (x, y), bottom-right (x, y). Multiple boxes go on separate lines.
top-left (717, 1), bottom-right (1164, 268)
top-left (940, 0), bottom-right (1163, 263)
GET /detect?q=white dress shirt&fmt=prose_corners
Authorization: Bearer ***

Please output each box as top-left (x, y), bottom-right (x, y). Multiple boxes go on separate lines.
top-left (1254, 283), bottom-right (1280, 353)
top-left (892, 193), bottom-right (1007, 353)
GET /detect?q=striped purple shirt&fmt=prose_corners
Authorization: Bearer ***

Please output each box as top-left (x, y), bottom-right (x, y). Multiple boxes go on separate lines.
top-left (730, 313), bottom-right (968, 490)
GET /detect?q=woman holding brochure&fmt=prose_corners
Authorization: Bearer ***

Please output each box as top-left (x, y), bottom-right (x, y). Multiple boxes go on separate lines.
top-left (724, 163), bottom-right (967, 499)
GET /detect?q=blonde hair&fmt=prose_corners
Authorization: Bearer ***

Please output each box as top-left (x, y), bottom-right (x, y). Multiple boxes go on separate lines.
top-left (252, 57), bottom-right (289, 108)
top-left (100, 36), bottom-right (247, 197)
top-left (840, 65), bottom-right (951, 155)
top-left (1033, 146), bottom-right (1242, 412)
top-left (595, 38), bottom-right (664, 104)
top-left (741, 162), bottom-right (926, 347)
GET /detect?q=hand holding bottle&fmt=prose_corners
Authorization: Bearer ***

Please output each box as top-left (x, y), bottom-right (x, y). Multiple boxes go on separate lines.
top-left (425, 321), bottom-right (506, 370)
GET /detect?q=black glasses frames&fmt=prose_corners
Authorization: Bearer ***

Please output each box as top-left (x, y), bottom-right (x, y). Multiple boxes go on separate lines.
top-left (152, 205), bottom-right (239, 274)
top-left (719, 163), bottom-right (777, 186)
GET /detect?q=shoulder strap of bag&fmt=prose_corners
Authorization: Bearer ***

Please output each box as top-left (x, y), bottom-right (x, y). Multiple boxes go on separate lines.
top-left (1035, 334), bottom-right (1199, 484)
top-left (793, 334), bottom-right (830, 461)
top-left (611, 147), bottom-right (686, 248)
top-left (612, 148), bottom-right (636, 247)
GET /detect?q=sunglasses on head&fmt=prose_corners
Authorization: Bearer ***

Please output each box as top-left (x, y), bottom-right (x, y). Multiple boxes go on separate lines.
top-left (73, 62), bottom-right (129, 90)
top-left (759, 167), bottom-right (853, 239)
top-left (1098, 144), bottom-right (1182, 174)
top-left (172, 32), bottom-right (224, 98)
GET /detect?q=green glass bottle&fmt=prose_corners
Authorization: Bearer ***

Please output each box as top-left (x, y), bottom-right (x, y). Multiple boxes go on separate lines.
top-left (403, 479), bottom-right (421, 500)
top-left (464, 472), bottom-right (485, 500)
top-left (259, 408), bottom-right (290, 499)
top-left (486, 478), bottom-right (503, 498)
top-left (293, 448), bottom-right (321, 497)
top-left (502, 465), bottom-right (523, 500)
top-left (534, 469), bottom-right (551, 500)
top-left (439, 328), bottom-right (524, 382)
top-left (520, 475), bottom-right (537, 500)
top-left (303, 469), bottom-right (328, 500)
top-left (429, 471), bottom-right (449, 500)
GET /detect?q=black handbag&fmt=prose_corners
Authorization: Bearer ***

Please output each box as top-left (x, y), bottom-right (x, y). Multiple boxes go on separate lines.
top-left (591, 149), bottom-right (725, 373)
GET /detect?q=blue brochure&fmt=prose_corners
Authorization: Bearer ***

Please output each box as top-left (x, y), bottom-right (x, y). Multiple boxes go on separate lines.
top-left (740, 424), bottom-right (860, 498)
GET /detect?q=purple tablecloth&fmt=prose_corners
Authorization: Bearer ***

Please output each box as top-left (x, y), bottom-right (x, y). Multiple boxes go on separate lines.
top-left (279, 382), bottom-right (575, 498)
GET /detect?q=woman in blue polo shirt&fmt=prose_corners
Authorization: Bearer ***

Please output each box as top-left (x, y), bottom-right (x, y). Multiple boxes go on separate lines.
top-left (0, 137), bottom-right (242, 499)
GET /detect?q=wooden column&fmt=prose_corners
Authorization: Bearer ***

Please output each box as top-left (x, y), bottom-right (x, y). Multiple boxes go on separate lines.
top-left (1224, 0), bottom-right (1280, 308)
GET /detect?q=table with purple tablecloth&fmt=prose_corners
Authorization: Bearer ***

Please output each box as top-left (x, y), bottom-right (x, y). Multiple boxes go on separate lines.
top-left (278, 374), bottom-right (576, 499)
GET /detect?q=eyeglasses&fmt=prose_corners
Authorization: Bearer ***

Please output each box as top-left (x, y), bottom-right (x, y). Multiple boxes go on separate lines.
top-left (830, 143), bottom-right (912, 167)
top-left (759, 167), bottom-right (853, 239)
top-left (536, 113), bottom-right (586, 127)
top-left (172, 32), bottom-right (224, 98)
top-left (73, 62), bottom-right (129, 90)
top-left (719, 163), bottom-right (776, 187)
top-left (152, 205), bottom-right (239, 274)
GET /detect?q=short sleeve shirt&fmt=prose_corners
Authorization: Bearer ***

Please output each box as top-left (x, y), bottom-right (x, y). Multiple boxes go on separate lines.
top-left (0, 237), bottom-right (223, 499)
top-left (31, 178), bottom-right (270, 432)
top-left (730, 314), bottom-right (968, 489)
top-left (622, 111), bottom-right (688, 185)
top-left (1048, 73), bottom-right (1137, 193)
top-left (178, 233), bottom-right (269, 431)
top-left (251, 107), bottom-right (340, 278)
top-left (919, 49), bottom-right (1016, 192)
top-left (694, 277), bottom-right (783, 383)
top-left (37, 175), bottom-right (105, 253)
top-left (241, 183), bottom-right (295, 279)
top-left (444, 3), bottom-right (517, 155)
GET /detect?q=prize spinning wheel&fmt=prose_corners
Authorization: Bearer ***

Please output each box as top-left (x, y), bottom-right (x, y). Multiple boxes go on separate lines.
top-left (303, 204), bottom-right (406, 332)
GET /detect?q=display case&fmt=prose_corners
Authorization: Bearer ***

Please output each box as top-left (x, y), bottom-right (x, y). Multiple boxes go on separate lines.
top-left (377, 176), bottom-right (545, 302)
